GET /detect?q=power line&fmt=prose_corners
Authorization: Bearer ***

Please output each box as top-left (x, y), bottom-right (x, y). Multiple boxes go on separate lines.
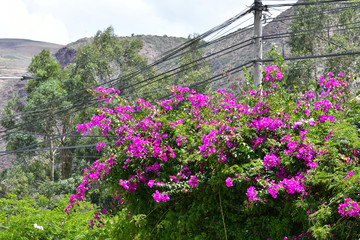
top-left (0, 142), bottom-right (117, 155)
top-left (0, 8), bottom-right (253, 127)
top-left (0, 39), bottom-right (245, 127)
top-left (117, 40), bottom-right (253, 93)
top-left (266, 0), bottom-right (352, 8)
top-left (0, 25), bottom-right (255, 124)
top-left (275, 19), bottom-right (349, 51)
top-left (7, 131), bottom-right (116, 138)
top-left (267, 3), bottom-right (360, 23)
top-left (261, 50), bottom-right (360, 62)
top-left (261, 22), bottom-right (360, 40)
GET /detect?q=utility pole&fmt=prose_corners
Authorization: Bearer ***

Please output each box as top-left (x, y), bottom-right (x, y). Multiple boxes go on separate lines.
top-left (253, 0), bottom-right (263, 89)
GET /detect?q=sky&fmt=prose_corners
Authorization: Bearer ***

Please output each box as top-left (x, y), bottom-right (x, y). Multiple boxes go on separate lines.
top-left (0, 0), bottom-right (292, 45)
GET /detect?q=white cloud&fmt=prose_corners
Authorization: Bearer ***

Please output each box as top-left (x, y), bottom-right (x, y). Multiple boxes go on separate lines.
top-left (0, 0), bottom-right (70, 44)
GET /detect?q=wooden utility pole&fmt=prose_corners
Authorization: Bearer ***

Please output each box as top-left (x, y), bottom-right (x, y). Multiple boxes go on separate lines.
top-left (50, 138), bottom-right (55, 181)
top-left (253, 0), bottom-right (263, 89)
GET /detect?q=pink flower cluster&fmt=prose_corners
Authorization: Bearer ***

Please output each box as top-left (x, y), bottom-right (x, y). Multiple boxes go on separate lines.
top-left (263, 65), bottom-right (283, 82)
top-left (344, 171), bottom-right (355, 180)
top-left (338, 198), bottom-right (359, 217)
top-left (263, 153), bottom-right (280, 169)
top-left (153, 190), bottom-right (170, 202)
top-left (247, 186), bottom-right (260, 202)
top-left (225, 177), bottom-right (233, 187)
top-left (92, 87), bottom-right (120, 103)
top-left (189, 175), bottom-right (199, 187)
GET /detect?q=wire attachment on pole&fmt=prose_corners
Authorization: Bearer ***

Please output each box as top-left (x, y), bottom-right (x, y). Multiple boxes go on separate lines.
top-left (252, 0), bottom-right (264, 90)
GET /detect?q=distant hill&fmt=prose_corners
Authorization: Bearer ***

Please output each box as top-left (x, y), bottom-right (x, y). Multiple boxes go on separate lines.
top-left (0, 39), bottom-right (63, 76)
top-left (0, 38), bottom-right (63, 106)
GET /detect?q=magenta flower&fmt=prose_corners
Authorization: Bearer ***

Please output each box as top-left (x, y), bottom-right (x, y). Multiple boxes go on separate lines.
top-left (189, 175), bottom-right (199, 187)
top-left (263, 153), bottom-right (280, 170)
top-left (153, 190), bottom-right (162, 202)
top-left (153, 190), bottom-right (170, 203)
top-left (246, 186), bottom-right (258, 202)
top-left (263, 65), bottom-right (283, 82)
top-left (338, 198), bottom-right (359, 217)
top-left (225, 177), bottom-right (233, 187)
top-left (267, 184), bottom-right (279, 199)
top-left (96, 142), bottom-right (106, 151)
top-left (147, 179), bottom-right (155, 188)
top-left (344, 171), bottom-right (355, 180)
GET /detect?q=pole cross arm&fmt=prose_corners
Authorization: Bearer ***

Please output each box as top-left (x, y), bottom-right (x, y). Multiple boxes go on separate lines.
top-left (21, 76), bottom-right (40, 80)
top-left (250, 4), bottom-right (268, 12)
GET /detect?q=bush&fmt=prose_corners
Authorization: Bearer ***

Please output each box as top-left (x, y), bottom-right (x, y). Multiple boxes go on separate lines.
top-left (0, 193), bottom-right (114, 239)
top-left (67, 66), bottom-right (360, 239)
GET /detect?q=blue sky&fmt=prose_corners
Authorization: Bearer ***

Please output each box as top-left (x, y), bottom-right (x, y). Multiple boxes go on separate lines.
top-left (0, 0), bottom-right (294, 45)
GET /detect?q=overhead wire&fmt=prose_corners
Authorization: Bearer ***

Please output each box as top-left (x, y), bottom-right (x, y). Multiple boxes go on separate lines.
top-left (266, 3), bottom-right (360, 23)
top-left (0, 9), bottom-right (254, 125)
top-left (0, 7), bottom-right (255, 155)
top-left (261, 22), bottom-right (360, 40)
top-left (0, 141), bottom-right (117, 155)
top-left (0, 23), bottom-right (255, 125)
top-left (3, 0), bottom-right (360, 157)
top-left (261, 50), bottom-right (360, 62)
top-left (266, 0), bottom-right (352, 8)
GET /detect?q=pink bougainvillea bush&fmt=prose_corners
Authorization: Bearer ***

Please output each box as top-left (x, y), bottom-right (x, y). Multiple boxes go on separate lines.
top-left (67, 65), bottom-right (360, 239)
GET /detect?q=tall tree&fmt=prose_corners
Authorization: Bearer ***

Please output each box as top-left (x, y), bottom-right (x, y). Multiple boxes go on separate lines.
top-left (287, 0), bottom-right (360, 87)
top-left (70, 26), bottom-right (157, 96)
top-left (1, 50), bottom-right (75, 181)
top-left (175, 34), bottom-right (211, 90)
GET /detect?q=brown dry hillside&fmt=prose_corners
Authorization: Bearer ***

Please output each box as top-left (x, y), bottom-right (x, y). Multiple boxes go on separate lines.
top-left (0, 39), bottom-right (63, 108)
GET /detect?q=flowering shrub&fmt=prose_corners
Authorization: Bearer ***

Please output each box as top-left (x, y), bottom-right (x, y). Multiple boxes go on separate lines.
top-left (338, 198), bottom-right (359, 218)
top-left (67, 66), bottom-right (360, 239)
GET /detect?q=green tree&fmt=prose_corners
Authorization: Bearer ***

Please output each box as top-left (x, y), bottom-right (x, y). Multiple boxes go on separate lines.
top-left (1, 50), bottom-right (76, 182)
top-left (176, 34), bottom-right (211, 88)
top-left (287, 0), bottom-right (360, 86)
top-left (70, 26), bottom-right (157, 96)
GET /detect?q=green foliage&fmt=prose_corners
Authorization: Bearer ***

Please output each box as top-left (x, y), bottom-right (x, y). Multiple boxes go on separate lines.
top-left (287, 0), bottom-right (360, 78)
top-left (0, 193), bottom-right (113, 240)
top-left (1, 44), bottom-right (88, 183)
top-left (0, 93), bottom-right (22, 130)
top-left (71, 26), bottom-right (156, 94)
top-left (27, 49), bottom-right (61, 94)
top-left (0, 166), bottom-right (33, 198)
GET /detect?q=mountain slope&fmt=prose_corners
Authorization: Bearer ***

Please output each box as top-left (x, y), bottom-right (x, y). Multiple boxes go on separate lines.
top-left (0, 39), bottom-right (63, 76)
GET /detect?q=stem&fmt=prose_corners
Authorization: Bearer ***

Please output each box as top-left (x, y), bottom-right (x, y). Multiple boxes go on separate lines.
top-left (219, 191), bottom-right (228, 240)
top-left (346, 219), bottom-right (357, 240)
